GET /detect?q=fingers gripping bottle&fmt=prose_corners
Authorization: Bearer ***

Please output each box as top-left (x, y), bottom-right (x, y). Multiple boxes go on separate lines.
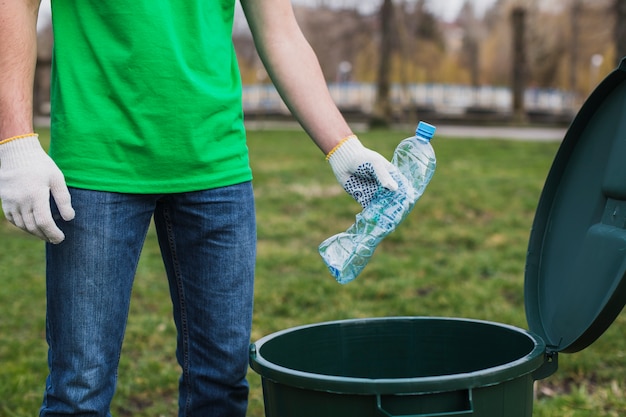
top-left (319, 121), bottom-right (436, 284)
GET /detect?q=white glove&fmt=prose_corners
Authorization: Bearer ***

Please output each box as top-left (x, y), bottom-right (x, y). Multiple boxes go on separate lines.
top-left (0, 134), bottom-right (75, 244)
top-left (327, 135), bottom-right (398, 208)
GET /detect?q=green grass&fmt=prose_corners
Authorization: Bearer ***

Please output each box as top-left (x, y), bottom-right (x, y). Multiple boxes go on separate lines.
top-left (0, 127), bottom-right (624, 416)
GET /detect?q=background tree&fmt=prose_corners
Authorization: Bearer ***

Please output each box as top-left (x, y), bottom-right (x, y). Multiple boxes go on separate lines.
top-left (511, 6), bottom-right (527, 122)
top-left (569, 0), bottom-right (582, 93)
top-left (614, 0), bottom-right (626, 64)
top-left (458, 1), bottom-right (481, 87)
top-left (371, 0), bottom-right (396, 128)
top-left (526, 6), bottom-right (567, 88)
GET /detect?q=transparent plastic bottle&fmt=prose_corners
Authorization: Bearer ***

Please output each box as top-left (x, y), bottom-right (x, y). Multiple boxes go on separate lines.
top-left (319, 121), bottom-right (436, 284)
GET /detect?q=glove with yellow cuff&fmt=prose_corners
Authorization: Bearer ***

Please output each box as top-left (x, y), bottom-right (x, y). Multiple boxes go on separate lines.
top-left (327, 135), bottom-right (398, 208)
top-left (0, 134), bottom-right (75, 244)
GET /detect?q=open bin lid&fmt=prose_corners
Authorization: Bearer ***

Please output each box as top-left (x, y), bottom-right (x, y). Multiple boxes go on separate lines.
top-left (525, 58), bottom-right (626, 354)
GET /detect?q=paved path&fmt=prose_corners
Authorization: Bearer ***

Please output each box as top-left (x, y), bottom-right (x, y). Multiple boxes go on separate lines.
top-left (435, 125), bottom-right (567, 142)
top-left (243, 119), bottom-right (570, 142)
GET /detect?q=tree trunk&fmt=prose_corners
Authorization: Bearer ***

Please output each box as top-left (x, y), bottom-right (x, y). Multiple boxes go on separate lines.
top-left (615, 0), bottom-right (626, 65)
top-left (570, 0), bottom-right (581, 92)
top-left (511, 7), bottom-right (527, 123)
top-left (370, 0), bottom-right (394, 128)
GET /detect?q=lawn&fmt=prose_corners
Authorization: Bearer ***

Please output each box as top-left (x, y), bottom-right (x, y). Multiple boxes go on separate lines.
top-left (0, 127), bottom-right (624, 417)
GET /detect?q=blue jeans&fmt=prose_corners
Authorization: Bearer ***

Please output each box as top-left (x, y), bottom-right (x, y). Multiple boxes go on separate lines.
top-left (41, 182), bottom-right (256, 417)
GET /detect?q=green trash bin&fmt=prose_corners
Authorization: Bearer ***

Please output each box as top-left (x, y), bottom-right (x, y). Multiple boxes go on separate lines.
top-left (250, 317), bottom-right (547, 417)
top-left (250, 59), bottom-right (626, 416)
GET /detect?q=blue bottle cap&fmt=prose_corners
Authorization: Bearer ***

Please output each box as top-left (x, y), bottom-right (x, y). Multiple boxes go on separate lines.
top-left (416, 121), bottom-right (436, 141)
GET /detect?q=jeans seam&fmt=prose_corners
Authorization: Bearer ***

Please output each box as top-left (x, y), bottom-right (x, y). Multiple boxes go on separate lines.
top-left (161, 205), bottom-right (192, 415)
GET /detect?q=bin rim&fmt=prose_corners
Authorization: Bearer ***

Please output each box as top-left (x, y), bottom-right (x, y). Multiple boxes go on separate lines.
top-left (249, 316), bottom-right (547, 395)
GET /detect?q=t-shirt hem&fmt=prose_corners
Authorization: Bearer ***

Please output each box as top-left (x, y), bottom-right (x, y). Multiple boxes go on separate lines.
top-left (63, 172), bottom-right (253, 194)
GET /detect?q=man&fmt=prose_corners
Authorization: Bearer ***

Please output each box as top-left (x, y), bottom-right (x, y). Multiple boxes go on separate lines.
top-left (0, 0), bottom-right (399, 415)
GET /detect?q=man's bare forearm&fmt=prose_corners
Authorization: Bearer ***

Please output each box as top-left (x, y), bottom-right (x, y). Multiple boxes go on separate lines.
top-left (241, 0), bottom-right (353, 155)
top-left (0, 0), bottom-right (41, 139)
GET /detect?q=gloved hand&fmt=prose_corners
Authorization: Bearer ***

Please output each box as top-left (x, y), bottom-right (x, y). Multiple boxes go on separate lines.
top-left (0, 134), bottom-right (75, 244)
top-left (327, 135), bottom-right (398, 208)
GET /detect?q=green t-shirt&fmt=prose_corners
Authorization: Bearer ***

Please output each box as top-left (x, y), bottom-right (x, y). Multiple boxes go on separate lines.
top-left (49, 0), bottom-right (252, 193)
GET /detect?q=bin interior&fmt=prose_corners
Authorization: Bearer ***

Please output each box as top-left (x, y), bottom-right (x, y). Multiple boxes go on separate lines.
top-left (257, 318), bottom-right (537, 379)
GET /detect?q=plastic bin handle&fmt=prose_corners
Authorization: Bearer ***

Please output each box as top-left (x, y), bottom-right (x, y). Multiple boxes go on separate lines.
top-left (376, 391), bottom-right (474, 417)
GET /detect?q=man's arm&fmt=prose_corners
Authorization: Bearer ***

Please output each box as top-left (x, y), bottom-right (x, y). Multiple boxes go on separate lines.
top-left (240, 0), bottom-right (353, 154)
top-left (0, 0), bottom-right (40, 139)
top-left (0, 0), bottom-right (75, 244)
top-left (240, 0), bottom-right (399, 207)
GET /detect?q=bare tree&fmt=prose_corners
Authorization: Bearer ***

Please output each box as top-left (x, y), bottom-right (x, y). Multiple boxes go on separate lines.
top-left (458, 0), bottom-right (481, 87)
top-left (298, 7), bottom-right (367, 82)
top-left (569, 0), bottom-right (582, 92)
top-left (526, 7), bottom-right (567, 88)
top-left (371, 0), bottom-right (395, 127)
top-left (615, 0), bottom-right (626, 64)
top-left (511, 6), bottom-right (527, 122)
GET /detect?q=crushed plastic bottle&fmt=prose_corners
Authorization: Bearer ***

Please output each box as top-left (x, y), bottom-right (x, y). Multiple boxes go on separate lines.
top-left (319, 121), bottom-right (436, 284)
